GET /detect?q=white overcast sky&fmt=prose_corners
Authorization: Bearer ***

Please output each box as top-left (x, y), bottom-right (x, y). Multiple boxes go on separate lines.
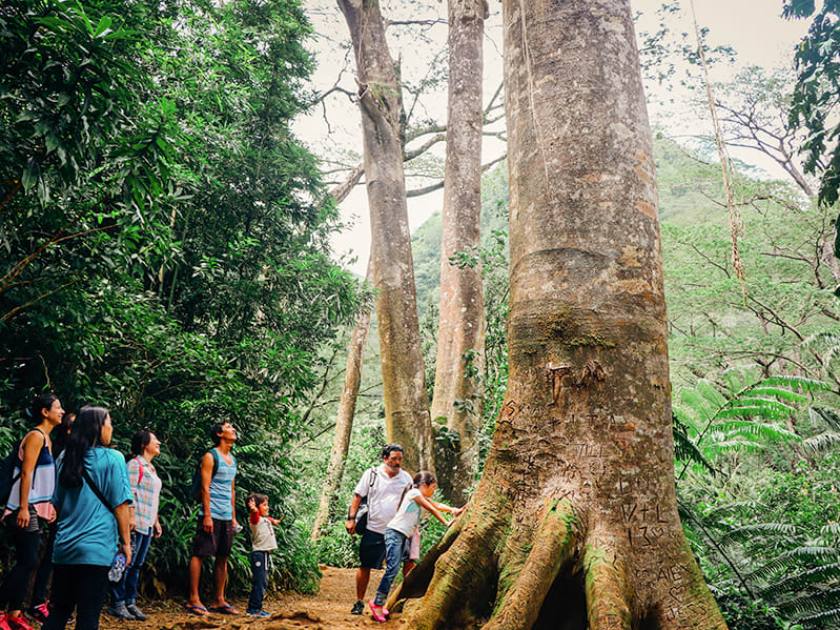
top-left (295, 1), bottom-right (809, 276)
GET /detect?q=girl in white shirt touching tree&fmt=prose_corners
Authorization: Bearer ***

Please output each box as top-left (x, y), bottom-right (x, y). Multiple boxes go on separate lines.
top-left (368, 471), bottom-right (463, 622)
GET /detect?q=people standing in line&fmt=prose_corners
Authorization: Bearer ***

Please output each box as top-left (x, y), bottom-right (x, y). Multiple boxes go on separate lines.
top-left (245, 494), bottom-right (281, 618)
top-left (186, 422), bottom-right (240, 616)
top-left (344, 444), bottom-right (413, 616)
top-left (108, 429), bottom-right (163, 621)
top-left (0, 393), bottom-right (64, 630)
top-left (369, 471), bottom-right (462, 622)
top-left (43, 406), bottom-right (133, 630)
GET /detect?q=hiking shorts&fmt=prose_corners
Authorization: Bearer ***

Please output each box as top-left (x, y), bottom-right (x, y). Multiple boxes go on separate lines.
top-left (191, 517), bottom-right (233, 558)
top-left (358, 530), bottom-right (387, 569)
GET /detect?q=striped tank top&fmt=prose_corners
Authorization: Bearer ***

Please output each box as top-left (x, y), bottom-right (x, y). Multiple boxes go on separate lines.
top-left (207, 449), bottom-right (236, 521)
top-left (4, 429), bottom-right (56, 522)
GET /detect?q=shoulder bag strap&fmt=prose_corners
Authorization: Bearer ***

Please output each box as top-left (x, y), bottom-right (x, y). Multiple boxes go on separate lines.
top-left (81, 466), bottom-right (115, 515)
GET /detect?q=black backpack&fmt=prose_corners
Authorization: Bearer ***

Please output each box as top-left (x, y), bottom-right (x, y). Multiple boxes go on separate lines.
top-left (189, 449), bottom-right (236, 501)
top-left (353, 467), bottom-right (378, 536)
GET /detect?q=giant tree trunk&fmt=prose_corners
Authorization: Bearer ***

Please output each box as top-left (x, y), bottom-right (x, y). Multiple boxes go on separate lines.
top-left (310, 270), bottom-right (372, 542)
top-left (389, 2), bottom-right (728, 628)
top-left (431, 0), bottom-right (488, 505)
top-left (337, 0), bottom-right (435, 473)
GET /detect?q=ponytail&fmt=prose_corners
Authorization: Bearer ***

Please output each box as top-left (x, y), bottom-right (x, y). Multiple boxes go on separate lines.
top-left (398, 470), bottom-right (437, 508)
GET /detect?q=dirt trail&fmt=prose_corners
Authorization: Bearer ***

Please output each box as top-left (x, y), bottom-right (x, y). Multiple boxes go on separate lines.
top-left (99, 567), bottom-right (403, 630)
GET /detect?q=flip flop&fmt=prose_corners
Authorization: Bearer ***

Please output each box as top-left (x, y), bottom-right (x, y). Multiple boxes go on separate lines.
top-left (208, 604), bottom-right (240, 615)
top-left (185, 604), bottom-right (209, 616)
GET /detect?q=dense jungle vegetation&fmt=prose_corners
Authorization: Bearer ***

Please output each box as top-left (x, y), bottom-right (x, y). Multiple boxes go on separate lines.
top-left (0, 0), bottom-right (838, 628)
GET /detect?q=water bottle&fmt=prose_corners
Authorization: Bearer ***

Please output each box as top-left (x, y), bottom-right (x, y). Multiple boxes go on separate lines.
top-left (108, 552), bottom-right (127, 582)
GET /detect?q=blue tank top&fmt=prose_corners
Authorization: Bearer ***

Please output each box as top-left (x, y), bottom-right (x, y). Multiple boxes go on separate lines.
top-left (207, 449), bottom-right (236, 521)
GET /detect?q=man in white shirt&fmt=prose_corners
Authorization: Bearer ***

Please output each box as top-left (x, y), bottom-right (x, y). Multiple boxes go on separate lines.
top-left (345, 444), bottom-right (413, 615)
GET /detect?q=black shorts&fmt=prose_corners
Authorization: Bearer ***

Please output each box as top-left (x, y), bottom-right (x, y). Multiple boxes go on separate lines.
top-left (359, 530), bottom-right (386, 569)
top-left (191, 517), bottom-right (233, 558)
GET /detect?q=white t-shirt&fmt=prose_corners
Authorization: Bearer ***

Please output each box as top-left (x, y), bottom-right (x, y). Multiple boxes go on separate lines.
top-left (387, 488), bottom-right (423, 537)
top-left (353, 465), bottom-right (413, 534)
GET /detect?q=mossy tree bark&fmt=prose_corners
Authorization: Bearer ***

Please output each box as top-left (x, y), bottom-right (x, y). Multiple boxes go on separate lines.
top-left (431, 0), bottom-right (488, 505)
top-left (389, 1), bottom-right (729, 628)
top-left (338, 0), bottom-right (435, 473)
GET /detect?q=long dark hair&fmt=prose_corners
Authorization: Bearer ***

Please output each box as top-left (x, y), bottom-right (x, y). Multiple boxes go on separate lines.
top-left (59, 406), bottom-right (109, 488)
top-left (29, 392), bottom-right (59, 424)
top-left (52, 412), bottom-right (76, 459)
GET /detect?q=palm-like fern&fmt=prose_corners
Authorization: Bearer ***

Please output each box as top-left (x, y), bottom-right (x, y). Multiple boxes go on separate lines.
top-left (674, 371), bottom-right (831, 479)
top-left (674, 370), bottom-right (839, 628)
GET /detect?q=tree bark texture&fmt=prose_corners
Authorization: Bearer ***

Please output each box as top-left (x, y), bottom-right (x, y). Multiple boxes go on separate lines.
top-left (337, 0), bottom-right (435, 473)
top-left (389, 2), bottom-right (728, 628)
top-left (310, 276), bottom-right (372, 542)
top-left (431, 0), bottom-right (488, 505)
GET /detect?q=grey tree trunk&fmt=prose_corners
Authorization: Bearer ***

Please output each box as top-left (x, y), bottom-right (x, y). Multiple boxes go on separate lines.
top-left (431, 0), bottom-right (488, 505)
top-left (337, 0), bottom-right (435, 473)
top-left (388, 2), bottom-right (728, 628)
top-left (310, 268), bottom-right (372, 542)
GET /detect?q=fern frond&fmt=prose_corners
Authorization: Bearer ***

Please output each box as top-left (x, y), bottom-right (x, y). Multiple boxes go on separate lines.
top-left (759, 563), bottom-right (840, 600)
top-left (717, 405), bottom-right (793, 420)
top-left (804, 431), bottom-right (840, 453)
top-left (810, 407), bottom-right (840, 431)
top-left (707, 439), bottom-right (767, 454)
top-left (673, 413), bottom-right (716, 474)
top-left (701, 500), bottom-right (763, 518)
top-left (746, 547), bottom-right (840, 582)
top-left (719, 522), bottom-right (798, 544)
top-left (759, 375), bottom-right (832, 393)
top-left (709, 420), bottom-right (799, 442)
top-left (793, 606), bottom-right (840, 626)
top-left (776, 587), bottom-right (840, 618)
top-left (732, 397), bottom-right (798, 414)
top-left (821, 523), bottom-right (840, 539)
top-left (748, 386), bottom-right (809, 403)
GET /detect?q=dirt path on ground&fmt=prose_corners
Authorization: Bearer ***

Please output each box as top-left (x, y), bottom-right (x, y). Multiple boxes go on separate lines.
top-left (99, 567), bottom-right (403, 629)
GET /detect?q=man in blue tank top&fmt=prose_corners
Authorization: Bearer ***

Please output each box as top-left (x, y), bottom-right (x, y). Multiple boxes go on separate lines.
top-left (186, 422), bottom-right (239, 616)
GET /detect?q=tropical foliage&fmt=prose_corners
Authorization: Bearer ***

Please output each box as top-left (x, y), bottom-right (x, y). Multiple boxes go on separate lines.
top-left (0, 0), bottom-right (362, 593)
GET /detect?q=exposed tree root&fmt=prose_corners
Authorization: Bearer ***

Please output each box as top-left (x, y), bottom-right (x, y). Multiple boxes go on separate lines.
top-left (483, 500), bottom-right (576, 630)
top-left (582, 540), bottom-right (631, 630)
top-left (393, 497), bottom-right (727, 629)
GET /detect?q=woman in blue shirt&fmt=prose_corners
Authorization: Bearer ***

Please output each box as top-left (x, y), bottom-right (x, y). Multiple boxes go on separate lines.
top-left (44, 407), bottom-right (132, 630)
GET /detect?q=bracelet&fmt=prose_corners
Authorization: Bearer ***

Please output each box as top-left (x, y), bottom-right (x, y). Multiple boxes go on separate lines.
top-left (347, 514), bottom-right (356, 520)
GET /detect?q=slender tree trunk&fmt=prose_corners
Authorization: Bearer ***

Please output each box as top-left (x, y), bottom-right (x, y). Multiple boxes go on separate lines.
top-left (431, 0), bottom-right (488, 504)
top-left (389, 2), bottom-right (728, 628)
top-left (337, 0), bottom-right (435, 473)
top-left (310, 266), bottom-right (372, 542)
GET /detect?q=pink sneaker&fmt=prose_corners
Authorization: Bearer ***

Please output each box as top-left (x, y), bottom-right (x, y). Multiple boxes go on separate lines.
top-left (6, 615), bottom-right (34, 630)
top-left (29, 604), bottom-right (49, 624)
top-left (0, 613), bottom-right (12, 630)
top-left (368, 600), bottom-right (386, 623)
top-left (382, 606), bottom-right (390, 618)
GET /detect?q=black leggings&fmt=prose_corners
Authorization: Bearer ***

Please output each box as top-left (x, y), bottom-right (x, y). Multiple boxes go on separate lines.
top-left (43, 565), bottom-right (109, 630)
top-left (0, 526), bottom-right (42, 611)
